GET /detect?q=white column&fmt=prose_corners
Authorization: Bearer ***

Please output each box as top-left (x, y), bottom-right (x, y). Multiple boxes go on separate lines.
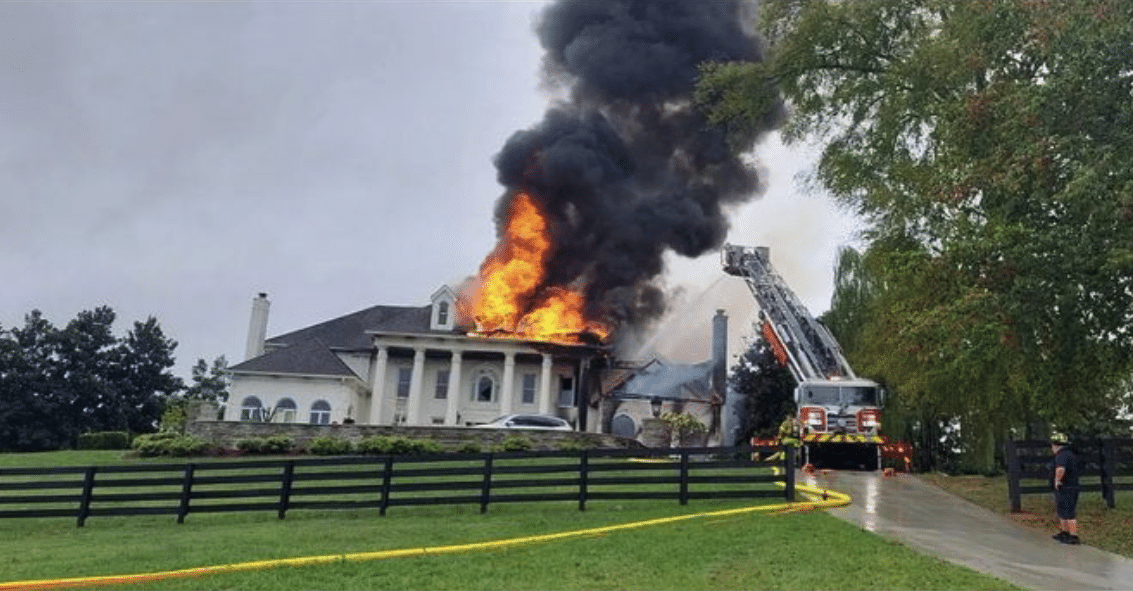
top-left (445, 351), bottom-right (463, 426)
top-left (538, 354), bottom-right (553, 414)
top-left (370, 346), bottom-right (388, 425)
top-left (406, 347), bottom-right (426, 425)
top-left (500, 351), bottom-right (516, 415)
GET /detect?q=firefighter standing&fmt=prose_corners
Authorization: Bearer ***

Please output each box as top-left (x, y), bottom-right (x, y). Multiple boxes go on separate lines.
top-left (768, 413), bottom-right (803, 463)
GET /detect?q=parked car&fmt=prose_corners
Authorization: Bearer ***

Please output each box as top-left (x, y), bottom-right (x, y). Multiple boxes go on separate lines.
top-left (473, 414), bottom-right (573, 431)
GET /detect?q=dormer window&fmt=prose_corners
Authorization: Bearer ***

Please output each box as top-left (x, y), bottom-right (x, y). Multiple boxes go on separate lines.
top-left (430, 285), bottom-right (457, 330)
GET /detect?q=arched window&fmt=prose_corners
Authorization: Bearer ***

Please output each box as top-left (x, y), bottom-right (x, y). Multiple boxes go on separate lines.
top-left (240, 396), bottom-right (264, 422)
top-left (275, 398), bottom-right (297, 423)
top-left (309, 400), bottom-right (332, 425)
top-left (471, 368), bottom-right (498, 403)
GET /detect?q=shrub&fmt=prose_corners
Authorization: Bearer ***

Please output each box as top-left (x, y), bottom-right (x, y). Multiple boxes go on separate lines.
top-left (356, 435), bottom-right (395, 455)
top-left (555, 438), bottom-right (590, 452)
top-left (307, 436), bottom-right (354, 456)
top-left (453, 441), bottom-right (483, 454)
top-left (263, 435), bottom-right (295, 454)
top-left (411, 439), bottom-right (444, 455)
top-left (236, 437), bottom-right (265, 454)
top-left (357, 435), bottom-right (443, 455)
top-left (233, 435), bottom-right (294, 455)
top-left (78, 431), bottom-right (131, 450)
top-left (131, 433), bottom-right (211, 457)
top-left (500, 434), bottom-right (534, 452)
top-left (165, 436), bottom-right (211, 457)
top-left (159, 399), bottom-right (188, 433)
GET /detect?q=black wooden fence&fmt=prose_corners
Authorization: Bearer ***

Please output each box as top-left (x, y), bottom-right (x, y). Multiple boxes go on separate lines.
top-left (1004, 438), bottom-right (1133, 512)
top-left (0, 445), bottom-right (794, 527)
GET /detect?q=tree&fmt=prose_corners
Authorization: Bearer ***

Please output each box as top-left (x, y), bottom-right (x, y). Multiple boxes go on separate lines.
top-left (728, 338), bottom-right (795, 442)
top-left (114, 317), bottom-right (183, 433)
top-left (0, 307), bottom-right (182, 450)
top-left (698, 0), bottom-right (1133, 472)
top-left (183, 356), bottom-right (230, 405)
top-left (0, 313), bottom-right (61, 451)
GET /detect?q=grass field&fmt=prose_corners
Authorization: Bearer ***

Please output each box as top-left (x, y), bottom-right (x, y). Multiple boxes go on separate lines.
top-left (922, 473), bottom-right (1133, 558)
top-left (0, 450), bottom-right (1021, 591)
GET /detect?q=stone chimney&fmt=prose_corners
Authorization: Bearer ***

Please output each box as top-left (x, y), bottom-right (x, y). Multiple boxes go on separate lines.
top-left (713, 309), bottom-right (740, 447)
top-left (244, 292), bottom-right (270, 360)
top-left (712, 309), bottom-right (728, 400)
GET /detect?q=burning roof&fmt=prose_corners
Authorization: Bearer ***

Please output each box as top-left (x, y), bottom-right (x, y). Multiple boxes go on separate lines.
top-left (458, 0), bottom-right (783, 351)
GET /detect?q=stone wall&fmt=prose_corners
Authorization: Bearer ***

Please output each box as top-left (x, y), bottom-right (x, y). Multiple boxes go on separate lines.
top-left (186, 420), bottom-right (643, 451)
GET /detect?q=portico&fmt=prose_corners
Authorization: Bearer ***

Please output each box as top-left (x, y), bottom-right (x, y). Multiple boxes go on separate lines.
top-left (366, 332), bottom-right (581, 427)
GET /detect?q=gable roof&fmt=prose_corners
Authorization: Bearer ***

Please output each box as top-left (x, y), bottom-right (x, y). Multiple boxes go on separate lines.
top-left (266, 304), bottom-right (442, 351)
top-left (229, 337), bottom-right (360, 379)
top-left (615, 358), bottom-right (715, 402)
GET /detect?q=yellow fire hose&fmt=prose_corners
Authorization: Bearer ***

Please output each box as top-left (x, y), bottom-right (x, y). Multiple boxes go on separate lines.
top-left (1, 478), bottom-right (849, 590)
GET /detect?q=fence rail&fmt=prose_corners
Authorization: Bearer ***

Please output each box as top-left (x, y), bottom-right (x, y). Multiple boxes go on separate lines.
top-left (1004, 438), bottom-right (1133, 512)
top-left (0, 445), bottom-right (792, 527)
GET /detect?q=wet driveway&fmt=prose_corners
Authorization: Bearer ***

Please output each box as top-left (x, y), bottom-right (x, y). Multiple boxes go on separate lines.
top-left (802, 470), bottom-right (1133, 590)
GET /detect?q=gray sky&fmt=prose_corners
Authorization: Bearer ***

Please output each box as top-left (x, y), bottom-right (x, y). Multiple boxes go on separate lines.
top-left (0, 1), bottom-right (861, 380)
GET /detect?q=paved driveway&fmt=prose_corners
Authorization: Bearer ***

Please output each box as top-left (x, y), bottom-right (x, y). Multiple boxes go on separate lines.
top-left (802, 470), bottom-right (1133, 590)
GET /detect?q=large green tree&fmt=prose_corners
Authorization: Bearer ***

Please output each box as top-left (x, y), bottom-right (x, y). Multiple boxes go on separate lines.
top-left (728, 339), bottom-right (795, 442)
top-left (0, 307), bottom-right (182, 450)
top-left (699, 0), bottom-right (1133, 471)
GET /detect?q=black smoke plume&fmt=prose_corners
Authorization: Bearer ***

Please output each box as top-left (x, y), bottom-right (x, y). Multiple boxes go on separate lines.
top-left (491, 0), bottom-right (782, 348)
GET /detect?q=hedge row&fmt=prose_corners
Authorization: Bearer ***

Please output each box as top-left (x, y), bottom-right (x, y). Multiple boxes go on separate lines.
top-left (78, 431), bottom-right (131, 450)
top-left (127, 432), bottom-right (583, 458)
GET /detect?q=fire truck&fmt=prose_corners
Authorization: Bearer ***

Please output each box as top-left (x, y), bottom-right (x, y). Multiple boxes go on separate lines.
top-left (723, 244), bottom-right (884, 470)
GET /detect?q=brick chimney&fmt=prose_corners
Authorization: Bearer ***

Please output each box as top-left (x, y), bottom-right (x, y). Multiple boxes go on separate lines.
top-left (244, 292), bottom-right (270, 360)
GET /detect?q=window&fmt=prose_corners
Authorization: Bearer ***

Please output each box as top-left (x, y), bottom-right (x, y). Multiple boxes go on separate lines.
top-left (397, 367), bottom-right (412, 399)
top-left (557, 376), bottom-right (575, 408)
top-left (471, 368), bottom-right (498, 403)
top-left (477, 376), bottom-right (494, 402)
top-left (435, 369), bottom-right (449, 399)
top-left (240, 396), bottom-right (264, 422)
top-left (309, 400), bottom-right (331, 425)
top-left (521, 373), bottom-right (537, 404)
top-left (275, 398), bottom-right (297, 423)
top-left (437, 301), bottom-right (449, 325)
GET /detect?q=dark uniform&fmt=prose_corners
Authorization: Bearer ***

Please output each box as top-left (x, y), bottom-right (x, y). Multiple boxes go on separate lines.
top-left (1053, 445), bottom-right (1080, 520)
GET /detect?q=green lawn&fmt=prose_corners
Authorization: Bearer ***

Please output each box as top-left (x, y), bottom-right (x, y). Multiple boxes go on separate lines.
top-left (923, 473), bottom-right (1133, 558)
top-left (0, 450), bottom-right (1020, 591)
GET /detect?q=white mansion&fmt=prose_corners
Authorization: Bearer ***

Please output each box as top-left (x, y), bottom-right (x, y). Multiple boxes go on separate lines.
top-left (226, 288), bottom-right (603, 430)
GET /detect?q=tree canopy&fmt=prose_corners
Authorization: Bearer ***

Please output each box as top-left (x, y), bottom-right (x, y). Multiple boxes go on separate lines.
top-left (698, 0), bottom-right (1133, 471)
top-left (0, 307), bottom-right (182, 451)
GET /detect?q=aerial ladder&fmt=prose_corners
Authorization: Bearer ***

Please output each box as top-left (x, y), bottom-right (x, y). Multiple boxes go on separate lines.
top-left (723, 244), bottom-right (884, 470)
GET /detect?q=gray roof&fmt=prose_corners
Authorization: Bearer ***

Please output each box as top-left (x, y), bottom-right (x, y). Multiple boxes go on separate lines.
top-left (268, 304), bottom-right (440, 350)
top-left (230, 303), bottom-right (453, 377)
top-left (230, 337), bottom-right (360, 378)
top-left (617, 358), bottom-right (714, 401)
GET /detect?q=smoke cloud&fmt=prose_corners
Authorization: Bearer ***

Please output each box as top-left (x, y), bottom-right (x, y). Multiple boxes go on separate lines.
top-left (492, 0), bottom-right (782, 348)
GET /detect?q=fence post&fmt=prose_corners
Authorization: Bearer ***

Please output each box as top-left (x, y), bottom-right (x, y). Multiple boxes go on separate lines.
top-left (1004, 440), bottom-right (1022, 512)
top-left (1102, 439), bottom-right (1116, 509)
top-left (678, 450), bottom-right (690, 505)
top-left (784, 447), bottom-right (795, 502)
top-left (480, 453), bottom-right (494, 514)
top-left (278, 461), bottom-right (295, 520)
top-left (578, 450), bottom-right (589, 512)
top-left (379, 456), bottom-right (394, 516)
top-left (176, 463), bottom-right (196, 524)
top-left (76, 467), bottom-right (97, 527)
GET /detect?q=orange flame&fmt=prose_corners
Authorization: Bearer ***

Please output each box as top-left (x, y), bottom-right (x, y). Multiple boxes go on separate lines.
top-left (462, 192), bottom-right (609, 344)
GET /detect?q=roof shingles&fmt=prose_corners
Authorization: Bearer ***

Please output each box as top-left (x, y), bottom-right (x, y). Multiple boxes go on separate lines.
top-left (231, 304), bottom-right (454, 377)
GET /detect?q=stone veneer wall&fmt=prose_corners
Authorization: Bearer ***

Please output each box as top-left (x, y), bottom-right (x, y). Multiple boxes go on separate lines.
top-left (186, 420), bottom-right (643, 451)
